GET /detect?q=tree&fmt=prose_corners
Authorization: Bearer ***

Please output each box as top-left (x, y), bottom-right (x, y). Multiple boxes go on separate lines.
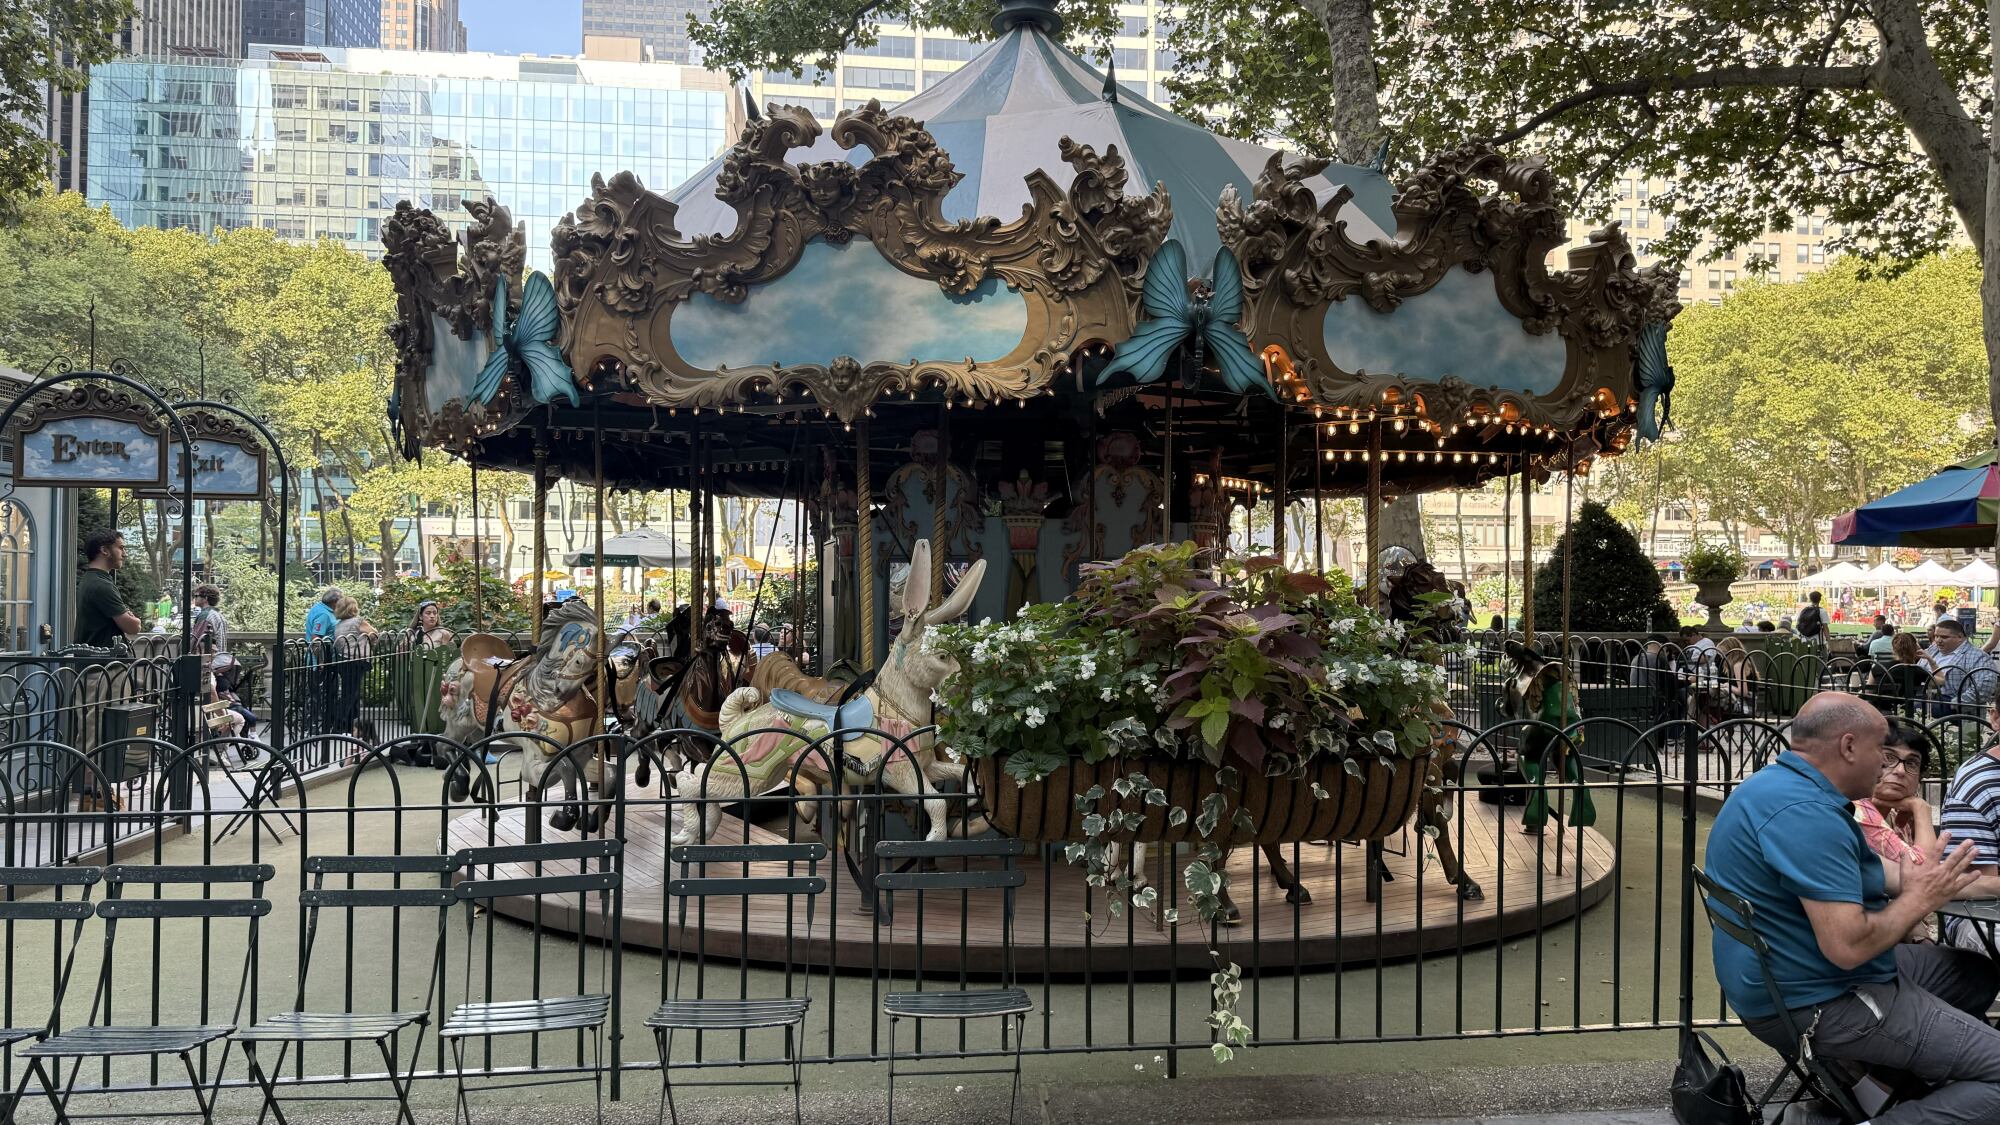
top-left (1532, 501), bottom-right (1676, 633)
top-left (694, 0), bottom-right (2000, 529)
top-left (0, 0), bottom-right (129, 222)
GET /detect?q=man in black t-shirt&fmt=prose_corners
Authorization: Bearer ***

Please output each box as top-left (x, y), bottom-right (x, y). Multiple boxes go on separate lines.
top-left (75, 531), bottom-right (142, 648)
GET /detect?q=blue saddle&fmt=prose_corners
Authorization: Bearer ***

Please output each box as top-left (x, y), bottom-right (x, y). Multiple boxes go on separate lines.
top-left (769, 689), bottom-right (874, 743)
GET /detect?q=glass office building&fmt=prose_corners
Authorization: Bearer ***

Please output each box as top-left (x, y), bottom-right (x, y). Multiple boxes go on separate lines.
top-left (87, 46), bottom-right (731, 269)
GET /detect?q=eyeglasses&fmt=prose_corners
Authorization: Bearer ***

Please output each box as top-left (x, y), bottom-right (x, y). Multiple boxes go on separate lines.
top-left (1880, 752), bottom-right (1924, 774)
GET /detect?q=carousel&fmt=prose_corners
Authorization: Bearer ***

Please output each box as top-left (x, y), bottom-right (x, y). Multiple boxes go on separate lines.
top-left (386, 0), bottom-right (1674, 969)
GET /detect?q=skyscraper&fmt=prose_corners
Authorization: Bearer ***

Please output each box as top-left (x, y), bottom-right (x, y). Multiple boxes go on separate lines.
top-left (581, 0), bottom-right (709, 64)
top-left (380, 0), bottom-right (466, 52)
top-left (242, 0), bottom-right (381, 50)
top-left (87, 46), bottom-right (735, 269)
top-left (45, 0), bottom-right (243, 194)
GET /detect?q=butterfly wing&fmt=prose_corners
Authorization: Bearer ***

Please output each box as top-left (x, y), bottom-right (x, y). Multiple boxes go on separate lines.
top-left (1099, 240), bottom-right (1194, 385)
top-left (514, 271), bottom-right (579, 407)
top-left (1634, 320), bottom-right (1671, 440)
top-left (472, 274), bottom-right (511, 405)
top-left (1208, 247), bottom-right (1246, 326)
top-left (1139, 240), bottom-right (1191, 322)
top-left (1201, 319), bottom-right (1272, 398)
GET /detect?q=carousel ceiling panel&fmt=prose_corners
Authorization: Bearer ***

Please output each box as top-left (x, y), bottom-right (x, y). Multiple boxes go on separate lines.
top-left (670, 240), bottom-right (1031, 371)
top-left (1320, 264), bottom-right (1568, 396)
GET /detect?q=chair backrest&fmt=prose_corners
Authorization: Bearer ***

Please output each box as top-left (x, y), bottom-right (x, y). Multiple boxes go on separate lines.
top-left (0, 867), bottom-right (102, 1037)
top-left (453, 839), bottom-right (622, 1009)
top-left (666, 842), bottom-right (826, 1003)
top-left (873, 838), bottom-right (1027, 987)
top-left (88, 864), bottom-right (274, 1031)
top-left (1691, 866), bottom-right (1803, 1037)
top-left (293, 853), bottom-right (461, 1017)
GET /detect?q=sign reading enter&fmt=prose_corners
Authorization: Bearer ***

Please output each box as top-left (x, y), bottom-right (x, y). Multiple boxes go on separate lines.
top-left (13, 415), bottom-right (167, 489)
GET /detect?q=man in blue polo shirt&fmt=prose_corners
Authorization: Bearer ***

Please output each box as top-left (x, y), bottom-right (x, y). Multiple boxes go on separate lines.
top-left (1706, 692), bottom-right (2000, 1123)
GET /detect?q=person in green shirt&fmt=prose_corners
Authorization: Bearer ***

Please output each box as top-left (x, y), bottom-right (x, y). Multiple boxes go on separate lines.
top-left (75, 531), bottom-right (141, 648)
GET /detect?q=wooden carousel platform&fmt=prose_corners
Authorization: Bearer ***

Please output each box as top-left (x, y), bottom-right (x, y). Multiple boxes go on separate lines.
top-left (446, 789), bottom-right (1617, 974)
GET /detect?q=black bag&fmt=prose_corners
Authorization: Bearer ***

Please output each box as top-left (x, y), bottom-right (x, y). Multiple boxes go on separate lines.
top-left (1672, 1030), bottom-right (1758, 1125)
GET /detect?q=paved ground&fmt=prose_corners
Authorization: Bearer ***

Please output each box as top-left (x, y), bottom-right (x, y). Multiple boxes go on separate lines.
top-left (0, 765), bottom-right (1741, 1123)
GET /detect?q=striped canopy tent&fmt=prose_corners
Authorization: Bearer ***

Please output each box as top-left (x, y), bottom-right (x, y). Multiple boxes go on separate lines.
top-left (1833, 450), bottom-right (2000, 549)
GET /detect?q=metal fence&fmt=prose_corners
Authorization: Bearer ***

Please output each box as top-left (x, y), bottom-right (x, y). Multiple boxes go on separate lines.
top-left (3, 711), bottom-right (1952, 1117)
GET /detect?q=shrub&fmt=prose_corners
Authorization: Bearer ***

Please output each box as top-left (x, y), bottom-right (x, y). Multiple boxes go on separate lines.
top-left (1684, 540), bottom-right (1747, 584)
top-left (1531, 501), bottom-right (1677, 632)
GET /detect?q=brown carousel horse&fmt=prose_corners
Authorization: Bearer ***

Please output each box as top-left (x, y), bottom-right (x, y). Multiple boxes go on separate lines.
top-left (630, 604), bottom-right (757, 777)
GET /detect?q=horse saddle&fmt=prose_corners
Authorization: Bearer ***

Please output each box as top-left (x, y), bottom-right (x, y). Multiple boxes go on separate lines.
top-left (769, 689), bottom-right (873, 742)
top-left (460, 633), bottom-right (520, 726)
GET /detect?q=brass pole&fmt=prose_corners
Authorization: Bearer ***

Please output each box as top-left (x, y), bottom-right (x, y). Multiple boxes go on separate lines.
top-left (689, 420), bottom-right (704, 628)
top-left (531, 434), bottom-right (548, 645)
top-left (931, 409), bottom-right (947, 608)
top-left (857, 418), bottom-right (876, 670)
top-left (1274, 402), bottom-right (1288, 564)
top-left (1312, 415), bottom-right (1324, 575)
top-left (1364, 420), bottom-right (1382, 610)
top-left (1520, 454), bottom-right (1535, 638)
top-left (470, 455), bottom-right (482, 625)
top-left (593, 402), bottom-right (608, 736)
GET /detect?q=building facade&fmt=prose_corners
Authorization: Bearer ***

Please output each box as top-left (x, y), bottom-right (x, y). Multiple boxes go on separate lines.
top-left (45, 0), bottom-right (243, 195)
top-left (379, 0), bottom-right (466, 53)
top-left (86, 46), bottom-right (734, 269)
top-left (580, 0), bottom-right (708, 64)
top-left (1565, 176), bottom-right (1841, 308)
top-left (242, 0), bottom-right (380, 50)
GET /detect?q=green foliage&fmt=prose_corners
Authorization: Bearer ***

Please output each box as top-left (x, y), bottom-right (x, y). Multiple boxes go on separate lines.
top-left (692, 0), bottom-right (1119, 80)
top-left (204, 550), bottom-right (316, 634)
top-left (0, 1), bottom-right (130, 222)
top-left (1683, 540), bottom-right (1747, 585)
top-left (1531, 502), bottom-right (1675, 632)
top-left (372, 557), bottom-right (533, 637)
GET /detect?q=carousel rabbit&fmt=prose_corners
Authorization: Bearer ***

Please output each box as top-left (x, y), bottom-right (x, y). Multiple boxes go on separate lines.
top-left (673, 540), bottom-right (983, 847)
top-left (441, 597), bottom-right (610, 834)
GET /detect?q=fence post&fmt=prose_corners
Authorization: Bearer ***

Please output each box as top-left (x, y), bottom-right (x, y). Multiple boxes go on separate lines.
top-left (1678, 722), bottom-right (1700, 1040)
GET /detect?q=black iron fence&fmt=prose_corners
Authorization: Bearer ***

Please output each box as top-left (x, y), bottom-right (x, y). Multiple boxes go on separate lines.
top-left (5, 711), bottom-right (1968, 1117)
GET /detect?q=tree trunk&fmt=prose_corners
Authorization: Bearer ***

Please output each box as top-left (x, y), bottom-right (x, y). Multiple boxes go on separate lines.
top-left (1987, 0), bottom-right (2000, 557)
top-left (1453, 490), bottom-right (1469, 583)
top-left (1304, 0), bottom-right (1385, 164)
top-left (1871, 0), bottom-right (1990, 250)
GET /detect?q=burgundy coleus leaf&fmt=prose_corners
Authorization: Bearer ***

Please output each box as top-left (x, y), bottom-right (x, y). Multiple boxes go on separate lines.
top-left (1231, 697), bottom-right (1267, 724)
top-left (1228, 720), bottom-right (1267, 767)
top-left (1281, 572), bottom-right (1332, 596)
top-left (1269, 633), bottom-right (1322, 661)
top-left (1244, 555), bottom-right (1283, 574)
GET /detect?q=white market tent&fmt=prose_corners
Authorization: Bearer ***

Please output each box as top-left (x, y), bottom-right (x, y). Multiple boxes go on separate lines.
top-left (1863, 562), bottom-right (1913, 584)
top-left (1808, 561), bottom-right (1872, 586)
top-left (1904, 560), bottom-right (1959, 584)
top-left (1956, 559), bottom-right (1999, 585)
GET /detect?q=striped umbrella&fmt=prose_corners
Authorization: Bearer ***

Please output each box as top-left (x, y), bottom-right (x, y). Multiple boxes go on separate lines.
top-left (1832, 449), bottom-right (2000, 549)
top-left (666, 18), bottom-right (1394, 273)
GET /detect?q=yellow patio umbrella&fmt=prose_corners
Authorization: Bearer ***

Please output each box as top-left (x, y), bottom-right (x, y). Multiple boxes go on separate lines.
top-left (643, 567), bottom-right (672, 580)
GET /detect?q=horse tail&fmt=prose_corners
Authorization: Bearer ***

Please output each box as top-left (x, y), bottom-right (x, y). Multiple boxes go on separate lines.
top-left (719, 686), bottom-right (763, 732)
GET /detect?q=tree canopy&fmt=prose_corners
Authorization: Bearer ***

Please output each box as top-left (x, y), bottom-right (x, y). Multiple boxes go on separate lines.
top-left (1532, 501), bottom-right (1676, 633)
top-left (0, 0), bottom-right (129, 221)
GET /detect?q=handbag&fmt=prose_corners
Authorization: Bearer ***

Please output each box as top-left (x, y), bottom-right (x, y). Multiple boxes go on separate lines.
top-left (1672, 1030), bottom-right (1758, 1125)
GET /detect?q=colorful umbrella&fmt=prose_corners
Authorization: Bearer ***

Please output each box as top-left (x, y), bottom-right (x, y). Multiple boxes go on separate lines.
top-left (1832, 450), bottom-right (2000, 549)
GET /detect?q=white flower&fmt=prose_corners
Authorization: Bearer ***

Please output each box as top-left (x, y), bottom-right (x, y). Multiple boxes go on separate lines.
top-left (1101, 686), bottom-right (1116, 701)
top-left (1023, 706), bottom-right (1047, 728)
top-left (979, 617), bottom-right (992, 627)
top-left (971, 697), bottom-right (991, 714)
top-left (1078, 656), bottom-right (1097, 678)
top-left (1270, 713), bottom-right (1288, 730)
top-left (929, 690), bottom-right (943, 705)
top-left (1333, 618), bottom-right (1355, 633)
top-left (1035, 680), bottom-right (1056, 693)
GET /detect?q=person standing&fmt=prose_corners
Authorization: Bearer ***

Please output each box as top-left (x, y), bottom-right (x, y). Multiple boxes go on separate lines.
top-left (73, 531), bottom-right (143, 811)
top-left (190, 584), bottom-right (228, 653)
top-left (1797, 590), bottom-right (1829, 649)
top-left (304, 588), bottom-right (341, 733)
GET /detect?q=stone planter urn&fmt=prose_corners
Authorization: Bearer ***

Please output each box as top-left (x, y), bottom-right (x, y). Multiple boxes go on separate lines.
top-left (1694, 578), bottom-right (1735, 629)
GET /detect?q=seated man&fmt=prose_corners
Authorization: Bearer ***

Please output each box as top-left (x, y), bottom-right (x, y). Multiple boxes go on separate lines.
top-left (1706, 693), bottom-right (2000, 1123)
top-left (1928, 618), bottom-right (1996, 713)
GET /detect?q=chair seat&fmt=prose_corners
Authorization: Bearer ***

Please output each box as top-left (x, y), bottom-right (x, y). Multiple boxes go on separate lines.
top-left (647, 997), bottom-right (811, 1031)
top-left (0, 1027), bottom-right (41, 1048)
top-left (883, 988), bottom-right (1031, 1021)
top-left (23, 1024), bottom-right (234, 1057)
top-left (234, 1010), bottom-right (429, 1043)
top-left (440, 995), bottom-right (611, 1039)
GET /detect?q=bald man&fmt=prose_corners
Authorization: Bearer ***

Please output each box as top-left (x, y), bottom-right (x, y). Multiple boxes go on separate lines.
top-left (1706, 693), bottom-right (2000, 1123)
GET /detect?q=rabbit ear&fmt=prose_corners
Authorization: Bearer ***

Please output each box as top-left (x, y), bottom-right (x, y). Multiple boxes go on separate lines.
top-left (925, 558), bottom-right (986, 626)
top-left (903, 540), bottom-right (933, 625)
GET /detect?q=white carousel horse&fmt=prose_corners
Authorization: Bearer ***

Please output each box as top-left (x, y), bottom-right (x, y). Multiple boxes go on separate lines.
top-left (673, 539), bottom-right (984, 846)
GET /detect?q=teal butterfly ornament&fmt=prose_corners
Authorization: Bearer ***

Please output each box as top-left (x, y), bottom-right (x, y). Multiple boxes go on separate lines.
top-left (1633, 319), bottom-right (1672, 441)
top-left (472, 270), bottom-right (578, 408)
top-left (1097, 240), bottom-right (1274, 399)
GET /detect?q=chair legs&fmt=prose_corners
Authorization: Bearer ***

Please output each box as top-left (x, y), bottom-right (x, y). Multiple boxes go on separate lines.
top-left (240, 1042), bottom-right (293, 1125)
top-left (885, 1017), bottom-right (898, 1125)
top-left (1007, 1013), bottom-right (1025, 1125)
top-left (176, 1049), bottom-right (217, 1124)
top-left (448, 1037), bottom-right (472, 1125)
top-left (654, 1027), bottom-right (676, 1125)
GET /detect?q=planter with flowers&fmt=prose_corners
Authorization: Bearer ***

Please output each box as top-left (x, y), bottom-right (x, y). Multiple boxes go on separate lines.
top-left (934, 542), bottom-right (1457, 849)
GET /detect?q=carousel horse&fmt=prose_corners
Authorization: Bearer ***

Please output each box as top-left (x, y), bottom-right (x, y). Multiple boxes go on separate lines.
top-left (1378, 545), bottom-right (1465, 646)
top-left (440, 597), bottom-right (610, 833)
top-left (674, 540), bottom-right (984, 847)
top-left (1501, 639), bottom-right (1596, 835)
top-left (634, 604), bottom-right (756, 775)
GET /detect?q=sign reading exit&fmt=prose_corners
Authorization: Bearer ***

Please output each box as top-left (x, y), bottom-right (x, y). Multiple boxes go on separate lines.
top-left (138, 435), bottom-right (266, 501)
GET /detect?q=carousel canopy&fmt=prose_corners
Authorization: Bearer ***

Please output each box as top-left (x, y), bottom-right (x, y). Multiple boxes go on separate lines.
top-left (664, 7), bottom-right (1394, 274)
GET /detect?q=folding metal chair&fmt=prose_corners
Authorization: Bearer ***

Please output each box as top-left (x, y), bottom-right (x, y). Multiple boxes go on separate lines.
top-left (2, 867), bottom-right (101, 1125)
top-left (18, 863), bottom-right (274, 1124)
top-left (443, 839), bottom-right (621, 1125)
top-left (874, 837), bottom-right (1031, 1125)
top-left (233, 853), bottom-right (461, 1124)
top-left (1692, 866), bottom-right (1872, 1122)
top-left (650, 842), bottom-right (826, 1125)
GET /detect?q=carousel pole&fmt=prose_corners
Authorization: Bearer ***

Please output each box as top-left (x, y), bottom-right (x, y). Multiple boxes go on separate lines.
top-left (1519, 454), bottom-right (1535, 639)
top-left (686, 418), bottom-right (702, 625)
top-left (1274, 402), bottom-right (1289, 565)
top-left (1312, 413), bottom-right (1325, 575)
top-left (857, 416), bottom-right (877, 671)
top-left (532, 430), bottom-right (549, 644)
top-left (1162, 391), bottom-right (1175, 544)
top-left (1364, 419), bottom-right (1383, 610)
top-left (932, 405), bottom-right (947, 608)
top-left (470, 455), bottom-right (482, 626)
top-left (593, 402), bottom-right (608, 734)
